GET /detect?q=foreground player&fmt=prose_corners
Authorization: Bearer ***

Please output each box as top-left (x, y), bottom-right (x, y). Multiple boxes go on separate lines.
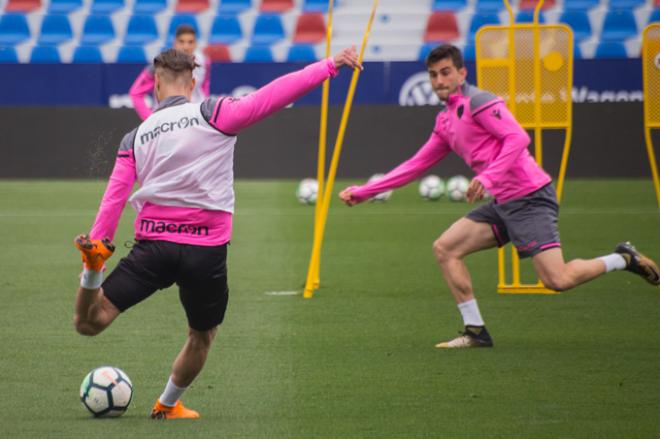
top-left (74, 48), bottom-right (360, 418)
top-left (340, 44), bottom-right (660, 349)
top-left (129, 24), bottom-right (211, 120)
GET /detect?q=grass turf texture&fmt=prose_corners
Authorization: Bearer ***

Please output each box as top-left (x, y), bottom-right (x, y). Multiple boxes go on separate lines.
top-left (1, 179), bottom-right (659, 438)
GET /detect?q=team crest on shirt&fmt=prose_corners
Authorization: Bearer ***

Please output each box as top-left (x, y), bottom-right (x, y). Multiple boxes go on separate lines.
top-left (491, 108), bottom-right (501, 119)
top-left (457, 105), bottom-right (464, 119)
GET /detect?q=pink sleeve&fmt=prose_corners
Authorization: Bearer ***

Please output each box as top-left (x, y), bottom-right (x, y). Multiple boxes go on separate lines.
top-left (129, 67), bottom-right (155, 121)
top-left (472, 101), bottom-right (531, 191)
top-left (201, 58), bottom-right (211, 97)
top-left (209, 58), bottom-right (338, 134)
top-left (349, 130), bottom-right (451, 204)
top-left (89, 151), bottom-right (137, 241)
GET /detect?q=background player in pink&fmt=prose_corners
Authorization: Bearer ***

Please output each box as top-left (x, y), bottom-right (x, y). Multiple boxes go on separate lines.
top-left (340, 45), bottom-right (660, 349)
top-left (73, 47), bottom-right (360, 419)
top-left (129, 24), bottom-right (211, 120)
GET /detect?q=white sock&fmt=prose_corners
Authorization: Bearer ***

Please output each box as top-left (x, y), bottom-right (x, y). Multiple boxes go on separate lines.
top-left (80, 268), bottom-right (103, 290)
top-left (159, 376), bottom-right (187, 407)
top-left (598, 253), bottom-right (627, 273)
top-left (458, 299), bottom-right (485, 327)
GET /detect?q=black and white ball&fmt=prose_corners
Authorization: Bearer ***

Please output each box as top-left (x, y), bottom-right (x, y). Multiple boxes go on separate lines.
top-left (80, 366), bottom-right (133, 418)
top-left (296, 178), bottom-right (318, 205)
top-left (418, 175), bottom-right (445, 201)
top-left (446, 175), bottom-right (470, 202)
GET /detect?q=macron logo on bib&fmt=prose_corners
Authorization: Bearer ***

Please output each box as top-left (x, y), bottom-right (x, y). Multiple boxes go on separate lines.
top-left (139, 116), bottom-right (200, 144)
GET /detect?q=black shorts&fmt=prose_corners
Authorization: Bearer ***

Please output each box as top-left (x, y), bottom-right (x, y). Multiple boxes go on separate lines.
top-left (102, 240), bottom-right (229, 331)
top-left (466, 184), bottom-right (561, 258)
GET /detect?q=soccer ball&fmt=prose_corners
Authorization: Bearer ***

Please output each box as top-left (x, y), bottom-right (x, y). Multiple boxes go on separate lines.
top-left (80, 366), bottom-right (133, 418)
top-left (418, 175), bottom-right (445, 201)
top-left (296, 178), bottom-right (318, 205)
top-left (446, 175), bottom-right (470, 202)
top-left (367, 173), bottom-right (392, 202)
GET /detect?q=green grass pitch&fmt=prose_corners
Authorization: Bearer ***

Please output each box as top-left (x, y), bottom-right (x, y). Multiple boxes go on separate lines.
top-left (1, 179), bottom-right (659, 438)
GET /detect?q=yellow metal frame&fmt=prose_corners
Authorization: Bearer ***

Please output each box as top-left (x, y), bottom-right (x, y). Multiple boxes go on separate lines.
top-left (477, 0), bottom-right (573, 294)
top-left (642, 23), bottom-right (660, 209)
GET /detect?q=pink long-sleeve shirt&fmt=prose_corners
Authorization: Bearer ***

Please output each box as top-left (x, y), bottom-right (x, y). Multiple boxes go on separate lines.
top-left (348, 83), bottom-right (551, 204)
top-left (90, 58), bottom-right (339, 245)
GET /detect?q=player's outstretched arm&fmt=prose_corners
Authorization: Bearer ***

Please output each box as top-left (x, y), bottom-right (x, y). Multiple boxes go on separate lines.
top-left (208, 47), bottom-right (360, 135)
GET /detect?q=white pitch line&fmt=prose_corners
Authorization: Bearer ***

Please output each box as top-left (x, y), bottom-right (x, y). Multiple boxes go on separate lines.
top-left (264, 291), bottom-right (300, 296)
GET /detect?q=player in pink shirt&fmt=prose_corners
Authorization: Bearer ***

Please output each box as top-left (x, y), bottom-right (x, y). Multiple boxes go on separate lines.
top-left (73, 47), bottom-right (360, 419)
top-left (340, 45), bottom-right (659, 348)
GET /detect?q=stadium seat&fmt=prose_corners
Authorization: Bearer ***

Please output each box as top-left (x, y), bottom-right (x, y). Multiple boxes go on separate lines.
top-left (48, 0), bottom-right (82, 14)
top-left (124, 15), bottom-right (159, 45)
top-left (516, 10), bottom-right (545, 24)
top-left (80, 15), bottom-right (116, 46)
top-left (424, 11), bottom-right (459, 43)
top-left (176, 0), bottom-right (210, 13)
top-left (302, 0), bottom-right (328, 12)
top-left (209, 14), bottom-right (243, 44)
top-left (600, 10), bottom-right (638, 42)
top-left (609, 0), bottom-right (644, 10)
top-left (655, 0), bottom-right (660, 7)
top-left (38, 15), bottom-right (73, 45)
top-left (292, 13), bottom-right (326, 44)
top-left (468, 12), bottom-right (500, 43)
top-left (204, 44), bottom-right (231, 61)
top-left (475, 0), bottom-right (503, 12)
top-left (562, 0), bottom-right (598, 11)
top-left (418, 42), bottom-right (435, 61)
top-left (573, 41), bottom-right (582, 60)
top-left (4, 0), bottom-right (41, 13)
top-left (218, 0), bottom-right (252, 14)
top-left (519, 0), bottom-right (555, 9)
top-left (30, 45), bottom-right (61, 63)
top-left (595, 41), bottom-right (628, 58)
top-left (90, 0), bottom-right (125, 14)
top-left (167, 14), bottom-right (200, 43)
top-left (133, 0), bottom-right (167, 14)
top-left (116, 45), bottom-right (147, 63)
top-left (286, 43), bottom-right (317, 62)
top-left (260, 0), bottom-right (293, 13)
top-left (431, 0), bottom-right (467, 11)
top-left (649, 8), bottom-right (660, 26)
top-left (463, 43), bottom-right (476, 61)
top-left (244, 45), bottom-right (274, 62)
top-left (251, 13), bottom-right (285, 45)
top-left (0, 13), bottom-right (31, 45)
top-left (72, 45), bottom-right (103, 63)
top-left (0, 46), bottom-right (19, 63)
top-left (559, 10), bottom-right (592, 42)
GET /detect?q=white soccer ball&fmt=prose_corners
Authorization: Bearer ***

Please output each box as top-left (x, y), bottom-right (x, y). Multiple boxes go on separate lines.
top-left (367, 173), bottom-right (392, 202)
top-left (296, 178), bottom-right (318, 205)
top-left (418, 175), bottom-right (445, 201)
top-left (446, 175), bottom-right (470, 202)
top-left (80, 366), bottom-right (133, 418)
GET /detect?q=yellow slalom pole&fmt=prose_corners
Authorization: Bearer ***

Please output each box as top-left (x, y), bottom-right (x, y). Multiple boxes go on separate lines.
top-left (303, 0), bottom-right (379, 299)
top-left (311, 0), bottom-right (334, 289)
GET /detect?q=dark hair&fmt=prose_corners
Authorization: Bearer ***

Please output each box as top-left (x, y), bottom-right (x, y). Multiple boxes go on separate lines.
top-left (175, 24), bottom-right (197, 38)
top-left (153, 49), bottom-right (199, 75)
top-left (425, 44), bottom-right (464, 69)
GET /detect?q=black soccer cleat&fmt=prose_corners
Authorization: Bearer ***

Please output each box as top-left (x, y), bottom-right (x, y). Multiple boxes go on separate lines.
top-left (615, 241), bottom-right (660, 286)
top-left (435, 325), bottom-right (494, 348)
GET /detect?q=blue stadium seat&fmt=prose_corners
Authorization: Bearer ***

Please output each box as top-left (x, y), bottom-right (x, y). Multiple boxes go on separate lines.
top-left (600, 10), bottom-right (637, 42)
top-left (609, 0), bottom-right (644, 10)
top-left (286, 44), bottom-right (316, 62)
top-left (463, 43), bottom-right (476, 61)
top-left (209, 14), bottom-right (243, 44)
top-left (0, 46), bottom-right (18, 63)
top-left (432, 0), bottom-right (467, 11)
top-left (38, 15), bottom-right (73, 45)
top-left (244, 45), bottom-right (273, 62)
top-left (418, 42), bottom-right (435, 61)
top-left (0, 13), bottom-right (31, 45)
top-left (90, 0), bottom-right (125, 14)
top-left (475, 0), bottom-right (503, 12)
top-left (218, 0), bottom-right (252, 14)
top-left (133, 0), bottom-right (167, 14)
top-left (573, 42), bottom-right (582, 60)
top-left (116, 45), bottom-right (148, 63)
top-left (48, 0), bottom-right (82, 14)
top-left (595, 41), bottom-right (628, 58)
top-left (80, 15), bottom-right (116, 45)
top-left (468, 12), bottom-right (500, 43)
top-left (251, 13), bottom-right (285, 45)
top-left (648, 8), bottom-right (660, 26)
top-left (124, 15), bottom-right (159, 45)
top-left (30, 45), bottom-right (61, 62)
top-left (302, 0), bottom-right (328, 12)
top-left (559, 10), bottom-right (592, 42)
top-left (562, 0), bottom-right (598, 11)
top-left (72, 45), bottom-right (103, 63)
top-left (516, 10), bottom-right (545, 24)
top-left (167, 14), bottom-right (200, 43)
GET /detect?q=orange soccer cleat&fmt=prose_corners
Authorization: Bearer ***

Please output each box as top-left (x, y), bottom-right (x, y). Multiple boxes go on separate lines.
top-left (74, 234), bottom-right (115, 272)
top-left (150, 400), bottom-right (200, 420)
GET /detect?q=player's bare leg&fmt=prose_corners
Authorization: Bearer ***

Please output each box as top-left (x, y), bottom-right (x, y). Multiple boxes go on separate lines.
top-left (432, 218), bottom-right (499, 348)
top-left (151, 327), bottom-right (218, 420)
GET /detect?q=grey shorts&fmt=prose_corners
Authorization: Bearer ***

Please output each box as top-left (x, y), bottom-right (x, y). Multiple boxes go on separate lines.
top-left (466, 184), bottom-right (560, 258)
